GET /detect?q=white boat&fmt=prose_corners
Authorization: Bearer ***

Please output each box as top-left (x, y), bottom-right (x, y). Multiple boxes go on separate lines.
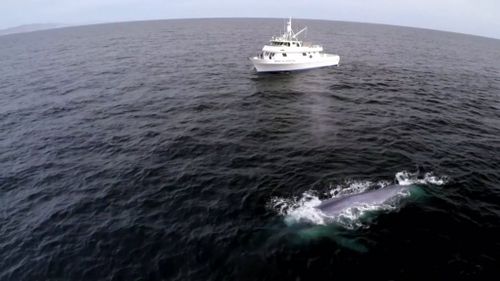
top-left (249, 18), bottom-right (340, 73)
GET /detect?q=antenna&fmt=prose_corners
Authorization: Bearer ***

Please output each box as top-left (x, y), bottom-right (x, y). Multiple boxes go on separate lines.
top-left (284, 19), bottom-right (286, 36)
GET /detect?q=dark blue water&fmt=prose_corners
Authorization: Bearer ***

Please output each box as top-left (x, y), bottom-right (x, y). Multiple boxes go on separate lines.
top-left (1, 19), bottom-right (499, 280)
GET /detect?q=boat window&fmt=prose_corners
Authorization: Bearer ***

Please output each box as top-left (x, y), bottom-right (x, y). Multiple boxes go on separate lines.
top-left (303, 53), bottom-right (306, 56)
top-left (287, 43), bottom-right (290, 47)
top-left (283, 53), bottom-right (287, 57)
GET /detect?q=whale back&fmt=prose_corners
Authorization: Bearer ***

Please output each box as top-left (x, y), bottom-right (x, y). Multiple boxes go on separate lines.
top-left (315, 184), bottom-right (409, 216)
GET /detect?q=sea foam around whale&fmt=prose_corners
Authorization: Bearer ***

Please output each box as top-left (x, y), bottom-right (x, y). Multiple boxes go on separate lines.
top-left (270, 171), bottom-right (448, 228)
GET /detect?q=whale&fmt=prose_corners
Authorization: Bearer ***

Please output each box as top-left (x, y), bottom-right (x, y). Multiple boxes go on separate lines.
top-left (315, 184), bottom-right (411, 216)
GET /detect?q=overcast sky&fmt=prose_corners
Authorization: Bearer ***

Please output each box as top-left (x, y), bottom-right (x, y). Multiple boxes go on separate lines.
top-left (2, 0), bottom-right (499, 39)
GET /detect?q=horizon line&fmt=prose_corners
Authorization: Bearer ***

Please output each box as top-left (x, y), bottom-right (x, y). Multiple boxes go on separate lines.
top-left (2, 17), bottom-right (499, 41)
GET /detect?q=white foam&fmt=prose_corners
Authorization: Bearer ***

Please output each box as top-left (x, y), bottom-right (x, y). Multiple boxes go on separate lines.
top-left (395, 171), bottom-right (448, 186)
top-left (333, 202), bottom-right (396, 229)
top-left (270, 191), bottom-right (325, 225)
top-left (327, 179), bottom-right (392, 197)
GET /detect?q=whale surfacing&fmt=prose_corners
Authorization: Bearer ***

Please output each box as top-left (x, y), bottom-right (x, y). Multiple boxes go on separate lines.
top-left (315, 184), bottom-right (410, 217)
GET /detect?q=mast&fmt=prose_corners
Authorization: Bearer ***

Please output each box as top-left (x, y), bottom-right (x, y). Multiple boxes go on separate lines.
top-left (282, 18), bottom-right (307, 41)
top-left (282, 17), bottom-right (294, 40)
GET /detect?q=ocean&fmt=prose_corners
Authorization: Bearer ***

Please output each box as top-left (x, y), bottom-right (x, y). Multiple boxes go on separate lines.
top-left (0, 18), bottom-right (499, 280)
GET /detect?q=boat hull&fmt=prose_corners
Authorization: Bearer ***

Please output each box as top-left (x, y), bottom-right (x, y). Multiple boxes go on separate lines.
top-left (250, 54), bottom-right (340, 73)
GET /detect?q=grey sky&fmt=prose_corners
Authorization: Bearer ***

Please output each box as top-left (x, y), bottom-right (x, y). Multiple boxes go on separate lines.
top-left (2, 0), bottom-right (499, 39)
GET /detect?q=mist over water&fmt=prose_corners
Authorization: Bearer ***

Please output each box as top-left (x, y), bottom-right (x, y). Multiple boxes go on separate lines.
top-left (0, 19), bottom-right (499, 280)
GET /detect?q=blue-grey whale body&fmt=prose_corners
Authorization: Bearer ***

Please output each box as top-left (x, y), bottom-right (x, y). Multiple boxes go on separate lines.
top-left (315, 184), bottom-right (411, 216)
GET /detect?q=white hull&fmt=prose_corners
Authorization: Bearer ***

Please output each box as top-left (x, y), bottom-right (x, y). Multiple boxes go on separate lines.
top-left (250, 54), bottom-right (340, 72)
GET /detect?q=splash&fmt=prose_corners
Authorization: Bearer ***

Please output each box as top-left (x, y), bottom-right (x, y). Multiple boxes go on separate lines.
top-left (271, 191), bottom-right (325, 225)
top-left (270, 171), bottom-right (447, 229)
top-left (395, 170), bottom-right (448, 186)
